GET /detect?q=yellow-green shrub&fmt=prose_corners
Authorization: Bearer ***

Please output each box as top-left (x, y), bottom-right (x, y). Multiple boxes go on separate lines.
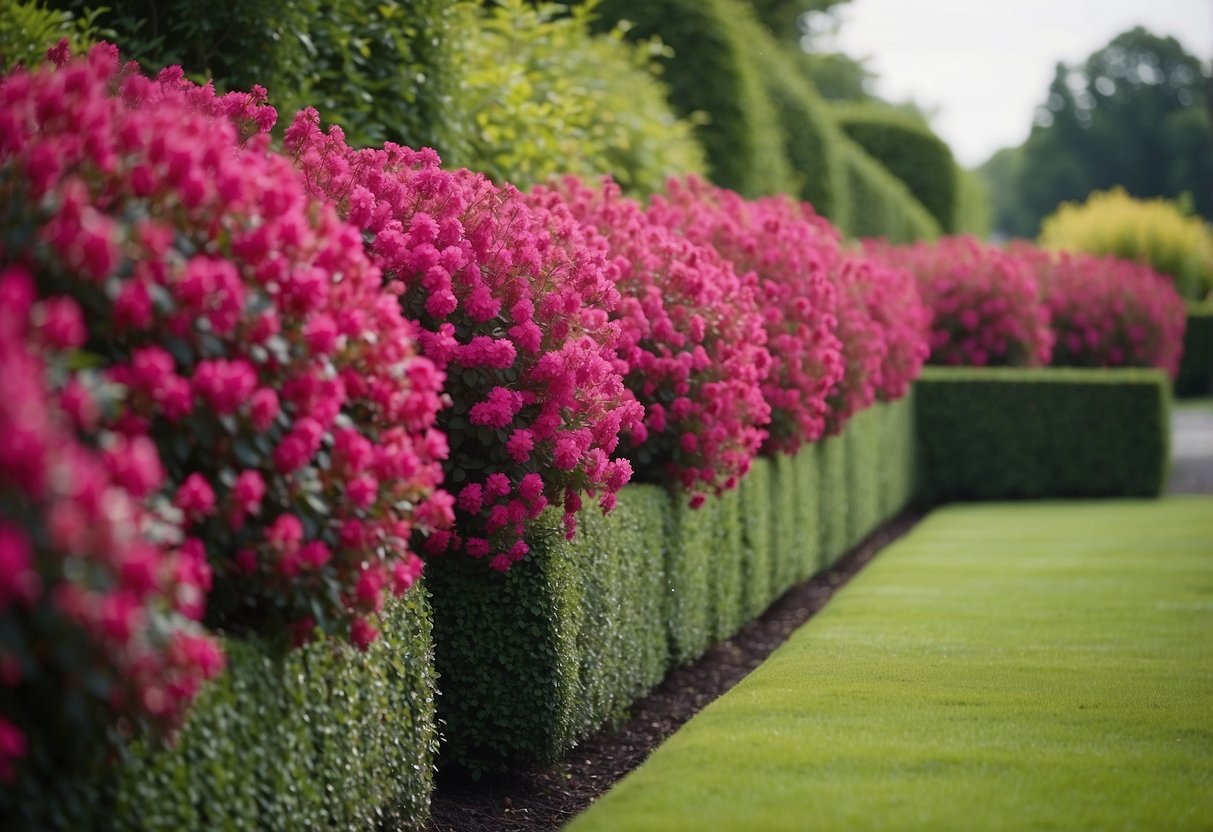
top-left (1040, 188), bottom-right (1213, 301)
top-left (448, 0), bottom-right (705, 194)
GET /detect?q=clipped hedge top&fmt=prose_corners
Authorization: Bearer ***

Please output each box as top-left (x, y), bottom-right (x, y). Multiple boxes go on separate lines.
top-left (917, 365), bottom-right (1172, 386)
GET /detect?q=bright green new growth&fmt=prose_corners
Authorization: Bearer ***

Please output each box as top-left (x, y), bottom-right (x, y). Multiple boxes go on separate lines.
top-left (0, 0), bottom-right (102, 71)
top-left (448, 0), bottom-right (706, 193)
top-left (570, 498), bottom-right (1213, 832)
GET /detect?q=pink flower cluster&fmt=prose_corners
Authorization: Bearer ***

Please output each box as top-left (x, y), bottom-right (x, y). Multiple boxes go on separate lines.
top-left (0, 43), bottom-right (449, 670)
top-left (543, 177), bottom-right (771, 504)
top-left (0, 265), bottom-right (224, 783)
top-left (285, 111), bottom-right (642, 571)
top-left (872, 237), bottom-right (1055, 368)
top-left (648, 177), bottom-right (845, 453)
top-left (858, 254), bottom-right (931, 402)
top-left (822, 255), bottom-right (891, 435)
top-left (1011, 244), bottom-right (1187, 378)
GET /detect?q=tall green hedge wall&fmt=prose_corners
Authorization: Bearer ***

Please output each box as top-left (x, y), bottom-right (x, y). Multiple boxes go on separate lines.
top-left (839, 138), bottom-right (941, 242)
top-left (915, 367), bottom-right (1172, 501)
top-left (834, 104), bottom-right (961, 233)
top-left (744, 26), bottom-right (850, 221)
top-left (592, 0), bottom-right (792, 197)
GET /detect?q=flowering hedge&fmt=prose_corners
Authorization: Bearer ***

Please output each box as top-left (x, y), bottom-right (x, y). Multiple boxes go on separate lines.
top-left (541, 177), bottom-right (771, 504)
top-left (286, 111), bottom-right (642, 570)
top-left (0, 264), bottom-right (223, 807)
top-left (0, 44), bottom-right (454, 808)
top-left (871, 236), bottom-right (1054, 368)
top-left (648, 176), bottom-right (844, 453)
top-left (1011, 244), bottom-right (1187, 378)
top-left (859, 255), bottom-right (931, 402)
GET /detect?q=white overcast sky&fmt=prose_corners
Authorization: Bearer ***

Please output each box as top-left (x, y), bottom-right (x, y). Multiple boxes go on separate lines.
top-left (822, 0), bottom-right (1213, 168)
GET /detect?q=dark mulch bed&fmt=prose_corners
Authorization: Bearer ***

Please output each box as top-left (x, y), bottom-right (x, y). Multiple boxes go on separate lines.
top-left (426, 509), bottom-right (925, 832)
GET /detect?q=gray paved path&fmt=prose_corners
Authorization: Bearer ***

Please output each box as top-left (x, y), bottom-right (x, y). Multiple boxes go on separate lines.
top-left (1169, 404), bottom-right (1213, 494)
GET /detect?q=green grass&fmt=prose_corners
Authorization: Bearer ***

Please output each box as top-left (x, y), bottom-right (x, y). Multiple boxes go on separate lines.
top-left (569, 498), bottom-right (1213, 832)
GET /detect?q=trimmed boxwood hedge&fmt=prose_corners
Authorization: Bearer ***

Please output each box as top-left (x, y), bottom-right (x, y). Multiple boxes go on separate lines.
top-left (738, 457), bottom-right (774, 621)
top-left (838, 138), bottom-right (941, 243)
top-left (592, 0), bottom-right (792, 197)
top-left (744, 25), bottom-right (850, 222)
top-left (816, 434), bottom-right (850, 568)
top-left (878, 394), bottom-right (918, 519)
top-left (427, 485), bottom-right (670, 775)
top-left (1176, 304), bottom-right (1213, 397)
top-left (78, 587), bottom-right (434, 832)
top-left (834, 103), bottom-right (960, 233)
top-left (915, 367), bottom-right (1172, 501)
top-left (845, 406), bottom-right (883, 549)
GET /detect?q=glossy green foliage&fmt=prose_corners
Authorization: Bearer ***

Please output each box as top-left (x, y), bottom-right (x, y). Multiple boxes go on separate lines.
top-left (845, 406), bottom-right (882, 549)
top-left (768, 453), bottom-right (804, 596)
top-left (915, 367), bottom-right (1172, 501)
top-left (664, 495), bottom-right (715, 665)
top-left (449, 0), bottom-right (705, 193)
top-left (1176, 305), bottom-right (1213, 397)
top-left (594, 0), bottom-right (792, 197)
top-left (52, 0), bottom-right (465, 154)
top-left (709, 487), bottom-right (744, 642)
top-left (835, 104), bottom-right (961, 232)
top-left (816, 435), bottom-right (850, 567)
top-left (103, 588), bottom-right (436, 832)
top-left (838, 138), bottom-right (940, 242)
top-left (877, 395), bottom-right (917, 519)
top-left (1, 0), bottom-right (103, 71)
top-left (738, 458), bottom-right (774, 621)
top-left (427, 487), bottom-right (670, 775)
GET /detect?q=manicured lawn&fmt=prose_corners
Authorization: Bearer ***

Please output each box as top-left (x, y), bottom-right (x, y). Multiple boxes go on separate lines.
top-left (569, 498), bottom-right (1213, 831)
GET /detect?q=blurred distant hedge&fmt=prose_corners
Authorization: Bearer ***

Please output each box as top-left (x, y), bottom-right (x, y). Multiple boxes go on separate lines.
top-left (592, 0), bottom-right (792, 197)
top-left (834, 103), bottom-right (961, 233)
top-left (839, 138), bottom-right (941, 242)
top-left (743, 20), bottom-right (849, 221)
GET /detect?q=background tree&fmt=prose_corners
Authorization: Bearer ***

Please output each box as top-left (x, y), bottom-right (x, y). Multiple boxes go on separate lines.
top-left (981, 27), bottom-right (1212, 238)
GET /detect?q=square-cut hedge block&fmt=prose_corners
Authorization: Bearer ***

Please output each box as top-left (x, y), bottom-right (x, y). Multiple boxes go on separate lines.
top-left (105, 586), bottom-right (437, 831)
top-left (817, 434), bottom-right (850, 568)
top-left (427, 485), bottom-right (669, 774)
top-left (845, 406), bottom-right (882, 549)
top-left (769, 453), bottom-right (805, 596)
top-left (878, 394), bottom-right (917, 519)
top-left (738, 457), bottom-right (774, 621)
top-left (915, 367), bottom-right (1171, 501)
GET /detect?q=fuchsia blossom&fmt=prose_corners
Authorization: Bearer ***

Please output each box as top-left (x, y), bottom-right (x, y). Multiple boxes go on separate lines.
top-left (542, 177), bottom-right (772, 501)
top-left (1010, 244), bottom-right (1187, 378)
top-left (646, 177), bottom-right (845, 453)
top-left (870, 236), bottom-right (1054, 368)
top-left (0, 43), bottom-right (448, 678)
top-left (286, 110), bottom-right (642, 567)
top-left (0, 264), bottom-right (222, 788)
